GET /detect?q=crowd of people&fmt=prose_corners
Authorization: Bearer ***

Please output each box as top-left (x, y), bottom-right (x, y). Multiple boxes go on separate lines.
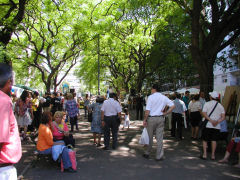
top-left (1, 62), bottom-right (239, 180)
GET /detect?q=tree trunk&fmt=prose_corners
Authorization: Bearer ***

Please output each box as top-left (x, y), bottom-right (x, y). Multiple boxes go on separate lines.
top-left (193, 52), bottom-right (214, 101)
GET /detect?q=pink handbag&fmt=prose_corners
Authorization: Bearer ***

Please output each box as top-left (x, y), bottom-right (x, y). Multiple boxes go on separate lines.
top-left (61, 149), bottom-right (77, 172)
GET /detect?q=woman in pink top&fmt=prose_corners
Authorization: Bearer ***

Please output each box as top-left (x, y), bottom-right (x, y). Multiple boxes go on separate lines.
top-left (15, 90), bottom-right (33, 140)
top-left (52, 111), bottom-right (69, 141)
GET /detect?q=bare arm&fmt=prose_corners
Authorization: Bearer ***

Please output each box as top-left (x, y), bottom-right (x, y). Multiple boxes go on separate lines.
top-left (101, 111), bottom-right (105, 127)
top-left (162, 105), bottom-right (175, 116)
top-left (143, 110), bottom-right (150, 127)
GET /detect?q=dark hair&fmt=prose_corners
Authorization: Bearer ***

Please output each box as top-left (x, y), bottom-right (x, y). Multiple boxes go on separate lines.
top-left (193, 94), bottom-right (200, 101)
top-left (109, 93), bottom-right (114, 98)
top-left (53, 92), bottom-right (57, 96)
top-left (152, 84), bottom-right (159, 92)
top-left (96, 96), bottom-right (104, 103)
top-left (124, 108), bottom-right (128, 114)
top-left (185, 91), bottom-right (190, 94)
top-left (41, 112), bottom-right (52, 124)
top-left (0, 63), bottom-right (12, 88)
top-left (175, 93), bottom-right (181, 99)
top-left (34, 91), bottom-right (39, 97)
top-left (20, 90), bottom-right (29, 102)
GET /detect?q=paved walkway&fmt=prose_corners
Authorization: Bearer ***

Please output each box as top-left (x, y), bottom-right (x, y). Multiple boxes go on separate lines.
top-left (17, 111), bottom-right (240, 180)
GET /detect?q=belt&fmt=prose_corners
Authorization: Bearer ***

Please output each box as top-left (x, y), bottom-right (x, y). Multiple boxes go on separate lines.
top-left (0, 163), bottom-right (13, 168)
top-left (149, 115), bottom-right (164, 117)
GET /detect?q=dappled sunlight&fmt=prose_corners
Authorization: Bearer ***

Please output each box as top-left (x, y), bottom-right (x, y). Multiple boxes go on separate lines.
top-left (223, 171), bottom-right (240, 179)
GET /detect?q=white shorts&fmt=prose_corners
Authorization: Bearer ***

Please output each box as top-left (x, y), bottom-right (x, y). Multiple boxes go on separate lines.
top-left (17, 114), bottom-right (31, 127)
top-left (124, 120), bottom-right (130, 127)
top-left (0, 165), bottom-right (17, 180)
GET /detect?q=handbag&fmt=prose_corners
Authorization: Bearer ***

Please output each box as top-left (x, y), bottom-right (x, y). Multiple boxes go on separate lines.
top-left (199, 102), bottom-right (218, 129)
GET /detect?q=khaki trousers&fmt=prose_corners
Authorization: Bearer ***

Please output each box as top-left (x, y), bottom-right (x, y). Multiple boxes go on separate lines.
top-left (145, 116), bottom-right (165, 159)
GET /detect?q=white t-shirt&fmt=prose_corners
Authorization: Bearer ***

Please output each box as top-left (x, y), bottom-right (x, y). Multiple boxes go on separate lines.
top-left (146, 92), bottom-right (174, 116)
top-left (188, 100), bottom-right (202, 112)
top-left (101, 98), bottom-right (122, 116)
top-left (202, 100), bottom-right (225, 129)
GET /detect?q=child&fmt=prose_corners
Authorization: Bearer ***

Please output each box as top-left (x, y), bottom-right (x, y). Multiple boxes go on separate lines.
top-left (122, 108), bottom-right (130, 130)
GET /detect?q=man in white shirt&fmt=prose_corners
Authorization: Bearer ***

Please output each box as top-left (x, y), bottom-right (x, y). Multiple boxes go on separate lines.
top-left (101, 93), bottom-right (122, 150)
top-left (143, 84), bottom-right (175, 161)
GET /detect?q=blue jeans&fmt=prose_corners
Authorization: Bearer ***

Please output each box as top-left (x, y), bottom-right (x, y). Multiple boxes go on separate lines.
top-left (39, 147), bottom-right (72, 169)
top-left (39, 148), bottom-right (52, 155)
top-left (61, 147), bottom-right (72, 169)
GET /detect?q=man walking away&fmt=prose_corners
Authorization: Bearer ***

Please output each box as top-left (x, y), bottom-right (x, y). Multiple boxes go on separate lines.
top-left (171, 92), bottom-right (186, 140)
top-left (143, 84), bottom-right (175, 161)
top-left (101, 93), bottom-right (122, 150)
top-left (0, 63), bottom-right (22, 180)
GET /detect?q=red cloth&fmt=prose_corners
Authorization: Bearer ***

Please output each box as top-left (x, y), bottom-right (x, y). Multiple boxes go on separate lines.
top-left (226, 139), bottom-right (240, 153)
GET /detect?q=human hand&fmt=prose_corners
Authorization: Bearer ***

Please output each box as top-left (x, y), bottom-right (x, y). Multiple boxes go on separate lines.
top-left (211, 120), bottom-right (218, 127)
top-left (101, 121), bottom-right (105, 127)
top-left (143, 120), bottom-right (147, 127)
top-left (64, 131), bottom-right (69, 136)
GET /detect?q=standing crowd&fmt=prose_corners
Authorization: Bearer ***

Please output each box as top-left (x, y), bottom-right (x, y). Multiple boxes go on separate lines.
top-left (1, 63), bottom-right (239, 180)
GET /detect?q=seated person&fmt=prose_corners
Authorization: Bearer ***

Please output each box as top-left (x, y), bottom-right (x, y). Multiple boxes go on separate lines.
top-left (52, 111), bottom-right (75, 147)
top-left (37, 112), bottom-right (76, 172)
top-left (219, 132), bottom-right (240, 168)
top-left (52, 111), bottom-right (69, 141)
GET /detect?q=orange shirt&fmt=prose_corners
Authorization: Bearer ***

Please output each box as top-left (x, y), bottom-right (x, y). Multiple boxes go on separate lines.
top-left (37, 124), bottom-right (54, 151)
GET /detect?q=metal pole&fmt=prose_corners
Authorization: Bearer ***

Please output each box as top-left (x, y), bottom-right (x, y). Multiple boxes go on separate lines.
top-left (97, 34), bottom-right (100, 95)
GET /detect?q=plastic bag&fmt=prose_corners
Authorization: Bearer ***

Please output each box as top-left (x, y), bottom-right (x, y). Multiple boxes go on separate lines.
top-left (139, 128), bottom-right (149, 145)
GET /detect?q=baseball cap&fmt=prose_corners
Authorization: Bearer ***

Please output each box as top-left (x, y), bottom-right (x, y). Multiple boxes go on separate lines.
top-left (209, 91), bottom-right (219, 99)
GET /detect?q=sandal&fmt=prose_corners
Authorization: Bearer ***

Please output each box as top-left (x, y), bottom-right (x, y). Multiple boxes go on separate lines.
top-left (199, 155), bottom-right (207, 160)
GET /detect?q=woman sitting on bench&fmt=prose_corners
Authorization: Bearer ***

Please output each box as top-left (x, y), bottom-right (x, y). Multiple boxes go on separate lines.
top-left (219, 135), bottom-right (240, 168)
top-left (37, 112), bottom-right (76, 172)
top-left (52, 111), bottom-right (75, 148)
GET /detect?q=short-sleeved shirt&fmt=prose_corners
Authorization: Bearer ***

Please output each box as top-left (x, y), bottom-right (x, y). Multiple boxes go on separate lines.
top-left (188, 100), bottom-right (202, 112)
top-left (0, 90), bottom-right (22, 164)
top-left (202, 100), bottom-right (225, 129)
top-left (146, 92), bottom-right (174, 116)
top-left (51, 97), bottom-right (61, 112)
top-left (182, 96), bottom-right (189, 109)
top-left (172, 98), bottom-right (186, 114)
top-left (15, 98), bottom-right (32, 116)
top-left (32, 98), bottom-right (39, 112)
top-left (37, 124), bottom-right (54, 151)
top-left (101, 98), bottom-right (122, 116)
top-left (42, 96), bottom-right (51, 107)
top-left (65, 99), bottom-right (79, 117)
top-left (52, 122), bottom-right (69, 140)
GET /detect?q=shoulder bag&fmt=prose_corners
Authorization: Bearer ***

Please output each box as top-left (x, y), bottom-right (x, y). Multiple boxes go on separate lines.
top-left (199, 102), bottom-right (218, 130)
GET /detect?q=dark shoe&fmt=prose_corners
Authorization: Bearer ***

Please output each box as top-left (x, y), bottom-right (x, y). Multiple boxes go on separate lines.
top-left (64, 167), bottom-right (76, 173)
top-left (97, 143), bottom-right (103, 147)
top-left (142, 154), bottom-right (149, 159)
top-left (103, 147), bottom-right (110, 150)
